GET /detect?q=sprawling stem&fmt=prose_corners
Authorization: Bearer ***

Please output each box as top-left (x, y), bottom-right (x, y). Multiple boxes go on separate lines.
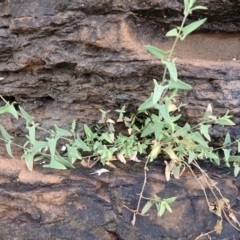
top-left (161, 14), bottom-right (188, 83)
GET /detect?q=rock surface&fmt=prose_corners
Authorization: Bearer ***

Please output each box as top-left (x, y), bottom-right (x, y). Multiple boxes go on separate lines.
top-left (0, 1), bottom-right (240, 239)
top-left (0, 151), bottom-right (239, 240)
top-left (0, 0), bottom-right (240, 140)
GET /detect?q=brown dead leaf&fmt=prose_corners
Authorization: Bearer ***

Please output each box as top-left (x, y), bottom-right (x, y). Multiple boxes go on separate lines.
top-left (214, 220), bottom-right (222, 234)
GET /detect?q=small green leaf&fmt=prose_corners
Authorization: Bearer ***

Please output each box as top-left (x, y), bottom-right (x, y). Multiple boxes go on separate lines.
top-left (141, 124), bottom-right (154, 138)
top-left (229, 156), bottom-right (240, 162)
top-left (188, 150), bottom-right (195, 164)
top-left (169, 79), bottom-right (192, 90)
top-left (84, 124), bottom-right (93, 138)
top-left (22, 149), bottom-right (36, 171)
top-left (66, 144), bottom-right (81, 164)
top-left (190, 132), bottom-right (209, 148)
top-left (190, 6), bottom-right (208, 12)
top-left (141, 201), bottom-right (153, 215)
top-left (144, 45), bottom-right (170, 61)
top-left (73, 134), bottom-right (91, 152)
top-left (32, 140), bottom-right (49, 151)
top-left (203, 104), bottom-right (213, 120)
top-left (157, 202), bottom-right (166, 217)
top-left (19, 106), bottom-right (35, 125)
top-left (47, 137), bottom-right (58, 160)
top-left (224, 133), bottom-right (231, 145)
top-left (200, 124), bottom-right (211, 141)
top-left (181, 18), bottom-right (207, 40)
top-left (234, 164), bottom-right (240, 177)
top-left (26, 123), bottom-right (38, 145)
top-left (54, 124), bottom-right (72, 138)
top-left (0, 103), bottom-right (18, 119)
top-left (55, 152), bottom-right (75, 169)
top-left (71, 120), bottom-right (76, 133)
top-left (158, 104), bottom-right (170, 123)
top-left (0, 124), bottom-right (13, 141)
top-left (164, 197), bottom-right (177, 204)
top-left (166, 59), bottom-right (178, 82)
top-left (138, 93), bottom-right (155, 111)
top-left (6, 141), bottom-right (14, 158)
top-left (153, 79), bottom-right (168, 104)
top-left (166, 28), bottom-right (179, 37)
top-left (154, 121), bottom-right (163, 140)
top-left (223, 149), bottom-right (231, 161)
top-left (184, 0), bottom-right (189, 13)
top-left (165, 203), bottom-right (173, 213)
top-left (43, 159), bottom-right (67, 170)
top-left (216, 118), bottom-right (235, 126)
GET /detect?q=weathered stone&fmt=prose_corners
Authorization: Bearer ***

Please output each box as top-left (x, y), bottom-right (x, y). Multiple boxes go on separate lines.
top-left (0, 0), bottom-right (239, 141)
top-left (0, 1), bottom-right (240, 239)
top-left (0, 152), bottom-right (239, 239)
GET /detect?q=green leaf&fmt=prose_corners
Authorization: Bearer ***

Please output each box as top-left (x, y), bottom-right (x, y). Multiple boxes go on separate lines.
top-left (141, 201), bottom-right (153, 215)
top-left (224, 133), bottom-right (231, 145)
top-left (190, 132), bottom-right (209, 148)
top-left (84, 124), bottom-right (93, 138)
top-left (141, 124), bottom-right (154, 137)
top-left (165, 203), bottom-right (173, 213)
top-left (169, 79), bottom-right (192, 90)
top-left (223, 149), bottom-right (231, 161)
top-left (32, 140), bottom-right (49, 151)
top-left (153, 79), bottom-right (168, 104)
top-left (188, 150), bottom-right (195, 163)
top-left (203, 104), bottom-right (213, 120)
top-left (200, 124), bottom-right (211, 141)
top-left (100, 133), bottom-right (114, 143)
top-left (43, 159), bottom-right (67, 170)
top-left (166, 28), bottom-right (179, 37)
top-left (229, 156), bottom-right (240, 162)
top-left (138, 93), bottom-right (155, 111)
top-left (205, 151), bottom-right (220, 165)
top-left (184, 0), bottom-right (189, 13)
top-left (19, 106), bottom-right (35, 125)
top-left (238, 141), bottom-right (240, 153)
top-left (26, 123), bottom-right (38, 145)
top-left (190, 6), bottom-right (208, 12)
top-left (0, 124), bottom-right (13, 141)
top-left (154, 121), bottom-right (163, 140)
top-left (234, 164), bottom-right (240, 177)
top-left (6, 141), bottom-right (14, 158)
top-left (66, 144), bottom-right (81, 164)
top-left (0, 103), bottom-right (18, 119)
top-left (216, 118), bottom-right (235, 126)
top-left (71, 120), bottom-right (76, 133)
top-left (181, 18), bottom-right (207, 40)
top-left (54, 124), bottom-right (72, 138)
top-left (166, 59), bottom-right (178, 82)
top-left (159, 104), bottom-right (170, 123)
top-left (47, 137), bottom-right (58, 160)
top-left (55, 152), bottom-right (75, 169)
top-left (73, 134), bottom-right (91, 151)
top-left (22, 149), bottom-right (36, 171)
top-left (157, 202), bottom-right (166, 217)
top-left (144, 45), bottom-right (170, 61)
top-left (164, 197), bottom-right (177, 204)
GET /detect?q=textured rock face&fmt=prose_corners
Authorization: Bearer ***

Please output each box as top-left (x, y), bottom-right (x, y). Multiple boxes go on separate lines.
top-left (0, 0), bottom-right (240, 139)
top-left (0, 152), bottom-right (239, 240)
top-left (0, 1), bottom-right (240, 239)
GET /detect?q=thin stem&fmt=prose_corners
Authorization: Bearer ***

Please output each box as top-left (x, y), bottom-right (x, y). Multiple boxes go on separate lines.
top-left (161, 13), bottom-right (188, 83)
top-left (133, 158), bottom-right (150, 219)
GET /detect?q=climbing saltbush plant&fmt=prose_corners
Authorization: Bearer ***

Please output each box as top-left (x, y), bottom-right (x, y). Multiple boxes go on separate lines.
top-left (0, 0), bottom-right (239, 236)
